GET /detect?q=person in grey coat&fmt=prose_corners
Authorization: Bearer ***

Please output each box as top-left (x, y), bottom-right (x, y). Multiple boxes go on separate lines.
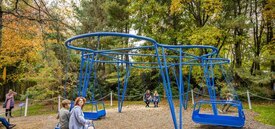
top-left (69, 97), bottom-right (92, 129)
top-left (57, 99), bottom-right (71, 129)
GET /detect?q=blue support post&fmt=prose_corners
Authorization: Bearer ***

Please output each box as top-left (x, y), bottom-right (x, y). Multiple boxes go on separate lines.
top-left (209, 60), bottom-right (218, 115)
top-left (82, 54), bottom-right (90, 97)
top-left (116, 63), bottom-right (122, 112)
top-left (179, 48), bottom-right (183, 129)
top-left (157, 47), bottom-right (178, 129)
top-left (118, 64), bottom-right (131, 112)
top-left (83, 54), bottom-right (96, 98)
top-left (78, 52), bottom-right (85, 97)
top-left (184, 65), bottom-right (192, 110)
top-left (203, 59), bottom-right (217, 115)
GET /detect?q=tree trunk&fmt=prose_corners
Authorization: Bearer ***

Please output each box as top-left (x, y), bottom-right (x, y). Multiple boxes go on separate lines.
top-left (0, 0), bottom-right (2, 48)
top-left (250, 0), bottom-right (263, 75)
top-left (266, 20), bottom-right (274, 89)
top-left (233, 0), bottom-right (243, 68)
top-left (234, 30), bottom-right (242, 68)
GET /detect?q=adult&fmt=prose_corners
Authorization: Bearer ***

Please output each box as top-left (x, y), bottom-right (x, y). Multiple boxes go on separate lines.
top-left (57, 99), bottom-right (71, 129)
top-left (69, 97), bottom-right (93, 129)
top-left (5, 89), bottom-right (17, 117)
top-left (153, 90), bottom-right (159, 107)
top-left (143, 90), bottom-right (152, 107)
top-left (0, 117), bottom-right (16, 129)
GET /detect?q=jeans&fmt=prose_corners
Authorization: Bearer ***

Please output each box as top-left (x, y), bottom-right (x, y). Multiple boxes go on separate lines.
top-left (0, 117), bottom-right (10, 128)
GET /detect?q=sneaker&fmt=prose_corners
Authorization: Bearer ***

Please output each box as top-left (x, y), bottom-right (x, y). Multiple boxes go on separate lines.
top-left (9, 124), bottom-right (16, 129)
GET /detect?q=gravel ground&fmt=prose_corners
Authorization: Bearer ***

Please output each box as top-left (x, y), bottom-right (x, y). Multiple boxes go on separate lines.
top-left (4, 104), bottom-right (275, 129)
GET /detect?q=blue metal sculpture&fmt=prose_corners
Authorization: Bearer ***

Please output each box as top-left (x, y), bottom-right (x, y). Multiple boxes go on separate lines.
top-left (65, 32), bottom-right (245, 129)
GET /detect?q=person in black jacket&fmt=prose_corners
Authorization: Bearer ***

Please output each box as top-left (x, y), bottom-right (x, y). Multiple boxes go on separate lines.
top-left (143, 90), bottom-right (152, 107)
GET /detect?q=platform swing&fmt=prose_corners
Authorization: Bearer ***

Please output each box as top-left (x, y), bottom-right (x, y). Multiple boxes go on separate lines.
top-left (64, 32), bottom-right (246, 129)
top-left (192, 58), bottom-right (245, 127)
top-left (70, 36), bottom-right (107, 120)
top-left (65, 32), bottom-right (153, 117)
top-left (83, 52), bottom-right (107, 120)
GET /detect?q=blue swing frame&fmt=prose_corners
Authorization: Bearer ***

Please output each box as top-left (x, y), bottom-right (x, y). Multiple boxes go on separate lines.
top-left (64, 32), bottom-right (245, 129)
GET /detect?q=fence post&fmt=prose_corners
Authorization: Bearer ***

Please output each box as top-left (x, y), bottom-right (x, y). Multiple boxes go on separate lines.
top-left (58, 95), bottom-right (61, 112)
top-left (191, 89), bottom-right (194, 105)
top-left (110, 91), bottom-right (113, 106)
top-left (24, 96), bottom-right (28, 117)
top-left (247, 90), bottom-right (252, 110)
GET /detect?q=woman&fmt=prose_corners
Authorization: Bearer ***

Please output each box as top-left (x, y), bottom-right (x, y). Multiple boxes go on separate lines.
top-left (69, 97), bottom-right (92, 129)
top-left (153, 91), bottom-right (159, 107)
top-left (143, 90), bottom-right (152, 107)
top-left (5, 89), bottom-right (17, 117)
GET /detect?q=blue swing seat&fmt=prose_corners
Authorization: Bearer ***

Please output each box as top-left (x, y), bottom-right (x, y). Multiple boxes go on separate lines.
top-left (84, 101), bottom-right (106, 120)
top-left (192, 100), bottom-right (245, 128)
top-left (69, 101), bottom-right (106, 120)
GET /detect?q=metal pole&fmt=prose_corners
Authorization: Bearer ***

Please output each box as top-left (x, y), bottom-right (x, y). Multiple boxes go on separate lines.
top-left (191, 89), bottom-right (194, 105)
top-left (247, 90), bottom-right (252, 109)
top-left (110, 91), bottom-right (113, 106)
top-left (58, 95), bottom-right (61, 112)
top-left (24, 96), bottom-right (28, 117)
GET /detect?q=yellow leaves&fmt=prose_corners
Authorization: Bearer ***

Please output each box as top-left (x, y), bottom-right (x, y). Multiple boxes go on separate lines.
top-left (170, 0), bottom-right (183, 15)
top-left (263, 0), bottom-right (275, 20)
top-left (2, 67), bottom-right (7, 83)
top-left (0, 16), bottom-right (43, 68)
top-left (202, 0), bottom-right (222, 16)
top-left (188, 25), bottom-right (222, 45)
top-left (170, 0), bottom-right (222, 19)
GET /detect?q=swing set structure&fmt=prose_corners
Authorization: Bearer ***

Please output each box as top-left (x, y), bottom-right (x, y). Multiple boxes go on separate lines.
top-left (65, 32), bottom-right (245, 129)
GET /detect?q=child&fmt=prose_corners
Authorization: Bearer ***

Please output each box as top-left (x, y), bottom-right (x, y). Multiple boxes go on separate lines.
top-left (57, 99), bottom-right (71, 129)
top-left (153, 91), bottom-right (159, 107)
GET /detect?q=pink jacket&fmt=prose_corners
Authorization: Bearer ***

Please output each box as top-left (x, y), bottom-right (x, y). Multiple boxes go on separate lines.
top-left (5, 92), bottom-right (17, 109)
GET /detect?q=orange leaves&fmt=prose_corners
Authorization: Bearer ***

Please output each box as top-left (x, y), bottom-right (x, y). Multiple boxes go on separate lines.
top-left (0, 15), bottom-right (43, 68)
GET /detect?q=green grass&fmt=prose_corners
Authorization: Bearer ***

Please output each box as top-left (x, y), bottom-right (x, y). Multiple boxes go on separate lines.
top-left (252, 103), bottom-right (275, 126)
top-left (11, 103), bottom-right (57, 117)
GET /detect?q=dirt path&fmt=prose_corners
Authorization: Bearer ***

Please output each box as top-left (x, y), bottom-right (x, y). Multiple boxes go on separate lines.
top-left (6, 105), bottom-right (275, 129)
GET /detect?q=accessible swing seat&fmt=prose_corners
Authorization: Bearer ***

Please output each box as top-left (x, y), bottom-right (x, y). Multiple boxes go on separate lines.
top-left (69, 100), bottom-right (106, 120)
top-left (192, 100), bottom-right (245, 128)
top-left (83, 100), bottom-right (106, 120)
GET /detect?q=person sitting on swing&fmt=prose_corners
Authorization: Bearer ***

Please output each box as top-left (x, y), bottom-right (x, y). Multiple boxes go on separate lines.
top-left (222, 93), bottom-right (234, 113)
top-left (0, 117), bottom-right (16, 129)
top-left (143, 90), bottom-right (152, 107)
top-left (153, 90), bottom-right (159, 107)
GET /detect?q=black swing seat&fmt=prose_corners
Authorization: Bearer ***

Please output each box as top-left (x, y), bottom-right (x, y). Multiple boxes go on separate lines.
top-left (192, 100), bottom-right (245, 128)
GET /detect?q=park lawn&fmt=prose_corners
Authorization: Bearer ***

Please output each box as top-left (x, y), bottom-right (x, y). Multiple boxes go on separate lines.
top-left (252, 103), bottom-right (275, 126)
top-left (11, 103), bottom-right (57, 117)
